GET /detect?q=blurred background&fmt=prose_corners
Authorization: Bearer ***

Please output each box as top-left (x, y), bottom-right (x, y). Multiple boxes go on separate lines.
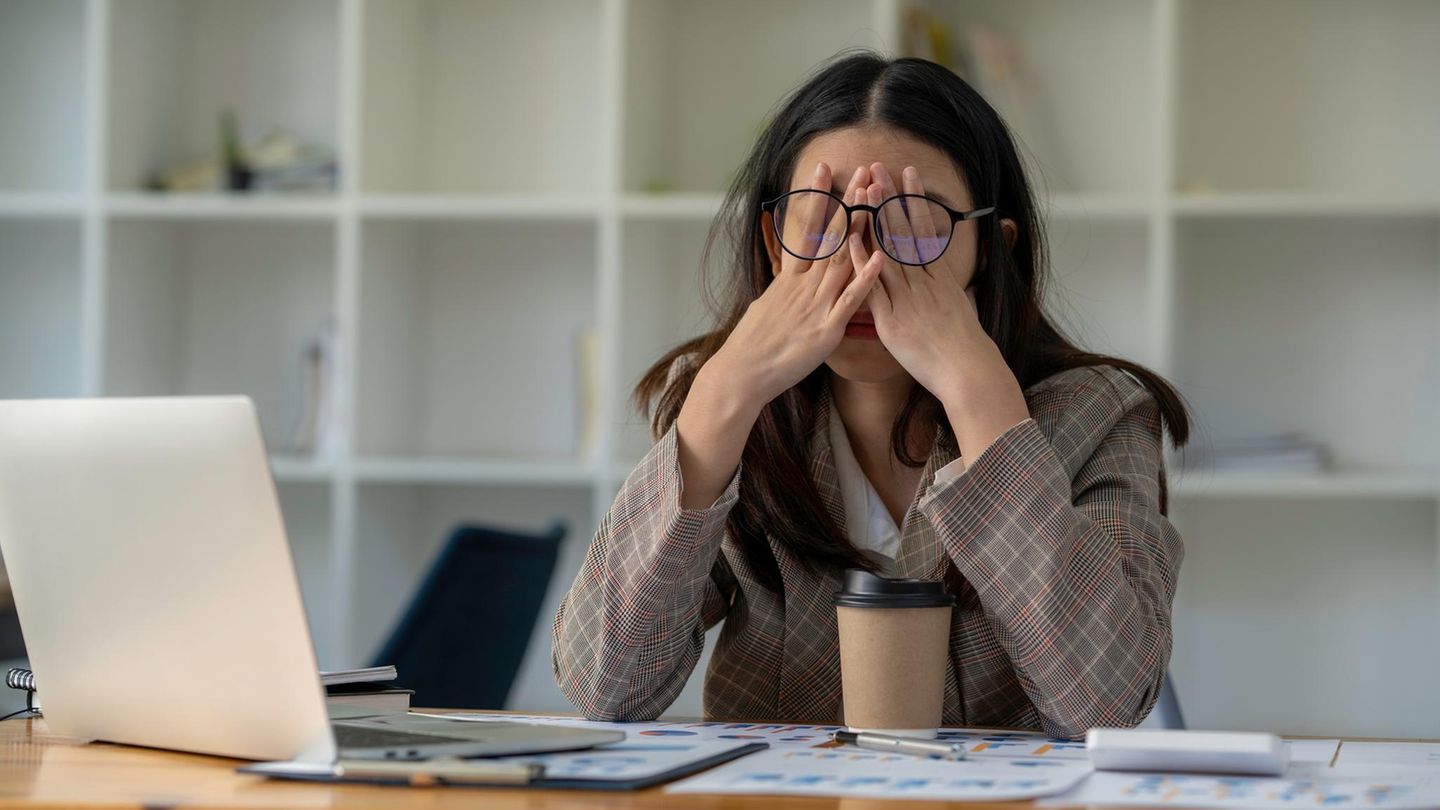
top-left (0, 0), bottom-right (1437, 737)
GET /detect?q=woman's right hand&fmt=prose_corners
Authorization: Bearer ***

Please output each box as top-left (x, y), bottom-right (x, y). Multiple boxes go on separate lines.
top-left (705, 162), bottom-right (885, 408)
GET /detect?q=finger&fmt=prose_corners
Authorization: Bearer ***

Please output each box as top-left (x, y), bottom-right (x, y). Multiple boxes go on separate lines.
top-left (828, 248), bottom-right (885, 327)
top-left (811, 166), bottom-right (867, 267)
top-left (901, 166), bottom-right (940, 247)
top-left (866, 270), bottom-right (893, 319)
top-left (816, 223), bottom-right (861, 303)
top-left (808, 182), bottom-right (860, 294)
top-left (781, 161), bottom-right (833, 273)
top-left (869, 179), bottom-right (919, 269)
top-left (870, 162), bottom-right (916, 264)
top-left (875, 236), bottom-right (911, 296)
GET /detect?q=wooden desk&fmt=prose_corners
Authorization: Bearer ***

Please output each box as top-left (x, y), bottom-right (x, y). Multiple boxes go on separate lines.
top-left (0, 715), bottom-right (1429, 810)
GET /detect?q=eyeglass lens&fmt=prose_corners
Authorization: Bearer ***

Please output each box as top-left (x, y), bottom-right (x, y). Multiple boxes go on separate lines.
top-left (774, 190), bottom-right (954, 265)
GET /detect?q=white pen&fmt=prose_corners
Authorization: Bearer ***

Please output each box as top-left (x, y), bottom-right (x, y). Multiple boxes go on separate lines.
top-left (832, 730), bottom-right (968, 760)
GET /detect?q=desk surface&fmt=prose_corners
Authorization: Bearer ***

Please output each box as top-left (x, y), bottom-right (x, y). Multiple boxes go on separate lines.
top-left (0, 715), bottom-right (1431, 810)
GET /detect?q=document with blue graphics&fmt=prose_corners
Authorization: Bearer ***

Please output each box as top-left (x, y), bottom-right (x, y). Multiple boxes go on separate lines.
top-left (667, 746), bottom-right (1093, 801)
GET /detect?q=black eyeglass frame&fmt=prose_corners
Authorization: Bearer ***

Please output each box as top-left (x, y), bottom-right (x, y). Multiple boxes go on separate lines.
top-left (760, 189), bottom-right (998, 266)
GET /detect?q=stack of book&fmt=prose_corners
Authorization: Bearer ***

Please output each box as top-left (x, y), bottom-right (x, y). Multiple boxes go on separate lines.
top-left (321, 665), bottom-right (411, 713)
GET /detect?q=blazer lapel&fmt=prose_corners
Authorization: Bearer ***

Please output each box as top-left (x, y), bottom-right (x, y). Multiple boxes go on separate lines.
top-left (892, 428), bottom-right (960, 582)
top-left (770, 384), bottom-right (846, 723)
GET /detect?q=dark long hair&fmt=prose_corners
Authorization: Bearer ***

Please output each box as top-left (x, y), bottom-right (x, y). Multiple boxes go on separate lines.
top-left (634, 52), bottom-right (1190, 592)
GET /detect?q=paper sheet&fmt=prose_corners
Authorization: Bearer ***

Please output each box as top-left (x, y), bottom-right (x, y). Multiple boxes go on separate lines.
top-left (1282, 738), bottom-right (1341, 778)
top-left (440, 713), bottom-right (846, 748)
top-left (1037, 771), bottom-right (1440, 809)
top-left (1334, 741), bottom-right (1440, 770)
top-left (666, 746), bottom-right (1093, 801)
top-left (443, 713), bottom-right (1089, 757)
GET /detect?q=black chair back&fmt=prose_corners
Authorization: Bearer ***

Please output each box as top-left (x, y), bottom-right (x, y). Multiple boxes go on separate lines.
top-left (370, 521), bottom-right (564, 709)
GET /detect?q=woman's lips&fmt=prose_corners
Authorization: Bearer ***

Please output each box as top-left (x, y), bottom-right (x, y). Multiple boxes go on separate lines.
top-left (845, 311), bottom-right (878, 340)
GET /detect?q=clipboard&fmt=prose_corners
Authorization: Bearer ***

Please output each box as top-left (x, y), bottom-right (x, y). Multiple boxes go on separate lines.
top-left (240, 740), bottom-right (768, 791)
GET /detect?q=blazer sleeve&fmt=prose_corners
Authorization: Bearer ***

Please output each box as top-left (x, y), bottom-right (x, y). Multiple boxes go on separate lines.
top-left (918, 372), bottom-right (1182, 739)
top-left (551, 392), bottom-right (743, 721)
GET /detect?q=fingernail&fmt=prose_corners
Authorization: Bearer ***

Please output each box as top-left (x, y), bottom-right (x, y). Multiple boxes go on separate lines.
top-left (903, 166), bottom-right (918, 181)
top-left (815, 162), bottom-right (825, 177)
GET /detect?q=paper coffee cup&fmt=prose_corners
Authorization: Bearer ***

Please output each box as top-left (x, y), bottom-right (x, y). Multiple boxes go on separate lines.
top-left (833, 569), bottom-right (955, 738)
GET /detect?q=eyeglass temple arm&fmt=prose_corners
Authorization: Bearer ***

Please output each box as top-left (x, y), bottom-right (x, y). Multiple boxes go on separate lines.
top-left (954, 206), bottom-right (997, 222)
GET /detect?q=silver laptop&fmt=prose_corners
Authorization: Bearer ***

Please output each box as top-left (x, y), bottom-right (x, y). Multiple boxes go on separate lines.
top-left (0, 396), bottom-right (621, 762)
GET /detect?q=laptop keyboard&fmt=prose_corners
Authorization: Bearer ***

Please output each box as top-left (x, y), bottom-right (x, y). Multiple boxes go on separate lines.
top-left (331, 724), bottom-right (472, 749)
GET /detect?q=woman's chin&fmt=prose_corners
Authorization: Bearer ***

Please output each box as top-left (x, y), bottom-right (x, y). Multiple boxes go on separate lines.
top-left (825, 342), bottom-right (908, 383)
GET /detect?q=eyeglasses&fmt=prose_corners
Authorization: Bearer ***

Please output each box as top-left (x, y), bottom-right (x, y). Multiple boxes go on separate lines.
top-left (760, 189), bottom-right (997, 266)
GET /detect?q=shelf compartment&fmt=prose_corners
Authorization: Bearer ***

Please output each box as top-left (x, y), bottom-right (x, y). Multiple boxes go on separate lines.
top-left (1173, 216), bottom-right (1440, 475)
top-left (358, 194), bottom-right (601, 221)
top-left (1042, 192), bottom-right (1153, 221)
top-left (0, 193), bottom-right (87, 219)
top-left (352, 482), bottom-right (595, 710)
top-left (360, 0), bottom-right (604, 194)
top-left (276, 481), bottom-right (338, 668)
top-left (353, 457), bottom-right (596, 487)
top-left (0, 0), bottom-right (88, 193)
top-left (1170, 498), bottom-right (1440, 737)
top-left (1170, 469), bottom-right (1440, 500)
top-left (357, 218), bottom-right (598, 460)
top-left (106, 0), bottom-right (340, 192)
top-left (904, 0), bottom-right (1157, 196)
top-left (0, 220), bottom-right (85, 398)
top-left (1176, 0), bottom-right (1440, 195)
top-left (106, 192), bottom-right (340, 221)
top-left (1042, 218), bottom-right (1155, 367)
top-left (103, 220), bottom-right (337, 453)
top-left (615, 218), bottom-right (718, 465)
top-left (1173, 192), bottom-right (1440, 219)
top-left (623, 0), bottom-right (880, 194)
top-left (619, 193), bottom-right (724, 220)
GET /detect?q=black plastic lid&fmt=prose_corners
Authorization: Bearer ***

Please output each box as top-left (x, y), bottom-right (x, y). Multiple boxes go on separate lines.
top-left (832, 569), bottom-right (955, 609)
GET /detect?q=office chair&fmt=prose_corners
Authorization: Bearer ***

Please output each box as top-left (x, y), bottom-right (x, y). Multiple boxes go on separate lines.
top-left (370, 521), bottom-right (565, 710)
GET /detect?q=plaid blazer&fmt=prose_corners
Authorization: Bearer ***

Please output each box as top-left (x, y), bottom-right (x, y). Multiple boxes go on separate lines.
top-left (552, 363), bottom-right (1182, 739)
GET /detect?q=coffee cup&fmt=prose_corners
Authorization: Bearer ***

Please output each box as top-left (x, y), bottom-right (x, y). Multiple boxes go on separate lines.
top-left (833, 569), bottom-right (955, 738)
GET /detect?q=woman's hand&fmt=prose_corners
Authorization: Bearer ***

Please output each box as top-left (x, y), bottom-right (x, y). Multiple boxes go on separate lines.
top-left (705, 161), bottom-right (885, 409)
top-left (862, 162), bottom-right (1030, 465)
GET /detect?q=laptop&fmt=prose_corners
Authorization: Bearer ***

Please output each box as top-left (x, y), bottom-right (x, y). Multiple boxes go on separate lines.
top-left (0, 396), bottom-right (622, 762)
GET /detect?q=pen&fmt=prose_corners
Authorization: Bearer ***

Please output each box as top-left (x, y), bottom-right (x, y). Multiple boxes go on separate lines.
top-left (334, 757), bottom-right (544, 786)
top-left (833, 730), bottom-right (968, 761)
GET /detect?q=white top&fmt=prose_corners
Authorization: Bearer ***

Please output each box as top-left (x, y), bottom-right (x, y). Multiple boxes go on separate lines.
top-left (827, 403), bottom-right (967, 566)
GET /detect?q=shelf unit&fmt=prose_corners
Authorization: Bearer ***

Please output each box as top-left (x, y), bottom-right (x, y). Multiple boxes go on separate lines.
top-left (0, 0), bottom-right (1436, 733)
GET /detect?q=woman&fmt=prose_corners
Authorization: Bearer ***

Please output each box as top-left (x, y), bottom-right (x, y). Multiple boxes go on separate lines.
top-left (552, 52), bottom-right (1188, 739)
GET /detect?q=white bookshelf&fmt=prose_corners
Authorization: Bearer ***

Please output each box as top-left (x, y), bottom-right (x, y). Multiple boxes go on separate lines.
top-left (0, 0), bottom-right (1436, 735)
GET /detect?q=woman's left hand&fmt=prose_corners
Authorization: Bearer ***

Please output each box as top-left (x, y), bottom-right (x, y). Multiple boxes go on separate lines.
top-left (854, 162), bottom-right (1032, 464)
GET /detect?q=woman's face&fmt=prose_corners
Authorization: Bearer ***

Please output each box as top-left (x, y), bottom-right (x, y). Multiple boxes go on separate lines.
top-left (762, 125), bottom-right (985, 386)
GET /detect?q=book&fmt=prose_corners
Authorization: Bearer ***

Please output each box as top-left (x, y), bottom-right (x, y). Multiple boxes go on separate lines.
top-left (318, 666), bottom-right (397, 688)
top-left (324, 686), bottom-right (412, 713)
